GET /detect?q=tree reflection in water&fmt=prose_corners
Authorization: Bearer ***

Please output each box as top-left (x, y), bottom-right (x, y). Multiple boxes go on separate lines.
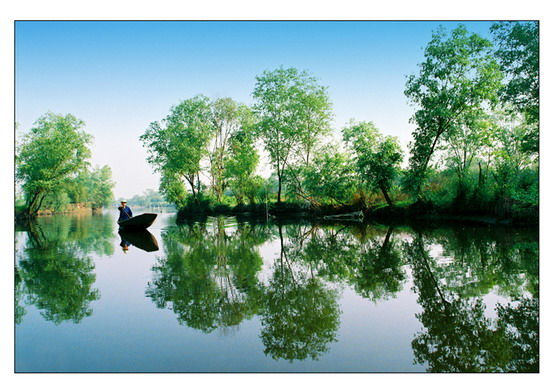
top-left (17, 213), bottom-right (535, 369)
top-left (149, 217), bottom-right (538, 368)
top-left (259, 225), bottom-right (341, 362)
top-left (405, 231), bottom-right (538, 372)
top-left (15, 214), bottom-right (114, 324)
top-left (146, 218), bottom-right (267, 333)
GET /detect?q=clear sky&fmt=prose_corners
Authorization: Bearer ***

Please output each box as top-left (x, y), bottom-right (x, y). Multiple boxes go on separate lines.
top-left (15, 21), bottom-right (494, 198)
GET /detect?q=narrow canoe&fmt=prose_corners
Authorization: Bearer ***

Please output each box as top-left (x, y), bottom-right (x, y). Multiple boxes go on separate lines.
top-left (118, 213), bottom-right (157, 230)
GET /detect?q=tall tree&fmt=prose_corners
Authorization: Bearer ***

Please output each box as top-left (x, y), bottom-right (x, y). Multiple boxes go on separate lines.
top-left (209, 98), bottom-right (253, 202)
top-left (301, 145), bottom-right (358, 206)
top-left (252, 67), bottom-right (332, 203)
top-left (441, 110), bottom-right (494, 197)
top-left (225, 127), bottom-right (261, 205)
top-left (141, 95), bottom-right (214, 203)
top-left (405, 25), bottom-right (502, 196)
top-left (16, 113), bottom-right (92, 216)
top-left (490, 21), bottom-right (539, 153)
top-left (342, 121), bottom-right (403, 207)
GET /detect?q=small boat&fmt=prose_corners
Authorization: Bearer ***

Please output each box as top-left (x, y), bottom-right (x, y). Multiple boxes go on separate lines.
top-left (118, 213), bottom-right (157, 230)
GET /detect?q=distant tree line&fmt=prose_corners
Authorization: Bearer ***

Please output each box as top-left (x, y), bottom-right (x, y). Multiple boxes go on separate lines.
top-left (123, 189), bottom-right (175, 210)
top-left (140, 21), bottom-right (539, 221)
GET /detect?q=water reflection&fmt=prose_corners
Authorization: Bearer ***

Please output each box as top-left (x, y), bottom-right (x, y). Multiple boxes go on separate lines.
top-left (146, 218), bottom-right (267, 332)
top-left (146, 218), bottom-right (538, 370)
top-left (119, 229), bottom-right (159, 253)
top-left (15, 214), bottom-right (114, 324)
top-left (15, 214), bottom-right (538, 372)
top-left (405, 231), bottom-right (538, 372)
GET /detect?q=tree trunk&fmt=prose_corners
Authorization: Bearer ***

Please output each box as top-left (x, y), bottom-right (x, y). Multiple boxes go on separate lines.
top-left (381, 226), bottom-right (393, 250)
top-left (25, 192), bottom-right (41, 216)
top-left (477, 161), bottom-right (484, 188)
top-left (27, 190), bottom-right (46, 217)
top-left (381, 186), bottom-right (393, 208)
top-left (277, 173), bottom-right (282, 204)
top-left (35, 193), bottom-right (47, 215)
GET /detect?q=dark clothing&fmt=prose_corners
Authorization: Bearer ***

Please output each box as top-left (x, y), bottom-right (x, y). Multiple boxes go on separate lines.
top-left (118, 205), bottom-right (133, 221)
top-left (120, 239), bottom-right (131, 247)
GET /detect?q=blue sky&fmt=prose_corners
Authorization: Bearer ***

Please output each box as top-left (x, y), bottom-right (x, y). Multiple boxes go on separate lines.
top-left (15, 21), bottom-right (494, 198)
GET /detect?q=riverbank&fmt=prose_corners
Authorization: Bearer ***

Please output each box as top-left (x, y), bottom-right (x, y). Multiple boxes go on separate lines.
top-left (175, 200), bottom-right (538, 226)
top-left (15, 204), bottom-right (104, 223)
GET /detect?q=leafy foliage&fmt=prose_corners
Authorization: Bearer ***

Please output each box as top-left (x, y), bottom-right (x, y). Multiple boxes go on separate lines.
top-left (16, 113), bottom-right (93, 215)
top-left (141, 95), bottom-right (214, 203)
top-left (491, 22), bottom-right (539, 129)
top-left (343, 121), bottom-right (403, 206)
top-left (252, 67), bottom-right (332, 203)
top-left (404, 25), bottom-right (502, 195)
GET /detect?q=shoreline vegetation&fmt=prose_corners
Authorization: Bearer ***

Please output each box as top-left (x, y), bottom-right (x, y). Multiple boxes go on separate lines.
top-left (16, 23), bottom-right (539, 228)
top-left (175, 199), bottom-right (537, 226)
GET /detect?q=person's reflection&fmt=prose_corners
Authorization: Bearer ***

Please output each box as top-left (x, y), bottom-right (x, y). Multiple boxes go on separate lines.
top-left (120, 238), bottom-right (131, 253)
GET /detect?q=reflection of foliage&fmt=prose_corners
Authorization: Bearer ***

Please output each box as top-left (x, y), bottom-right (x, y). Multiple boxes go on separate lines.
top-left (352, 227), bottom-right (405, 301)
top-left (286, 224), bottom-right (405, 302)
top-left (146, 219), bottom-right (265, 333)
top-left (16, 214), bottom-right (112, 324)
top-left (405, 234), bottom-right (539, 372)
top-left (259, 226), bottom-right (341, 362)
top-left (428, 226), bottom-right (538, 298)
top-left (22, 214), bottom-right (116, 256)
top-left (260, 266), bottom-right (340, 362)
top-left (15, 267), bottom-right (27, 325)
top-left (145, 217), bottom-right (538, 368)
top-left (18, 243), bottom-right (99, 324)
top-left (495, 297), bottom-right (539, 372)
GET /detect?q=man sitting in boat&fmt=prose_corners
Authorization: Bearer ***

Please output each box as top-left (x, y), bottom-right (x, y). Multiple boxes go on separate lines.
top-left (118, 200), bottom-right (133, 221)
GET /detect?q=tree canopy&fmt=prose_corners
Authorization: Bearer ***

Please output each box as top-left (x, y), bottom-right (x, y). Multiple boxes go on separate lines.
top-left (16, 113), bottom-right (93, 215)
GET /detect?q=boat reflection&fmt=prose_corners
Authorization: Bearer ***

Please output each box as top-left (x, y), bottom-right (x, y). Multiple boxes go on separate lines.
top-left (119, 229), bottom-right (159, 253)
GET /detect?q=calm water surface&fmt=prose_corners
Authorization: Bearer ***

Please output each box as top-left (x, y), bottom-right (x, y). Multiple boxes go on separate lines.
top-left (15, 211), bottom-right (539, 372)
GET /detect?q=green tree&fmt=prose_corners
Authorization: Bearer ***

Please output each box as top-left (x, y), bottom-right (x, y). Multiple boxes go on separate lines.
top-left (16, 113), bottom-right (92, 216)
top-left (159, 169), bottom-right (188, 208)
top-left (141, 95), bottom-right (214, 204)
top-left (440, 110), bottom-right (494, 200)
top-left (225, 127), bottom-right (261, 205)
top-left (209, 98), bottom-right (254, 202)
top-left (405, 25), bottom-right (502, 196)
top-left (343, 121), bottom-right (403, 207)
top-left (487, 111), bottom-right (538, 216)
top-left (490, 22), bottom-right (539, 135)
top-left (34, 165), bottom-right (115, 213)
top-left (86, 165), bottom-right (115, 208)
top-left (252, 67), bottom-right (332, 203)
top-left (302, 145), bottom-right (358, 205)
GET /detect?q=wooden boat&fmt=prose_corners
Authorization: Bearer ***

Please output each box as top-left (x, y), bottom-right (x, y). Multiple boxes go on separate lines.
top-left (118, 213), bottom-right (157, 230)
top-left (119, 229), bottom-right (159, 252)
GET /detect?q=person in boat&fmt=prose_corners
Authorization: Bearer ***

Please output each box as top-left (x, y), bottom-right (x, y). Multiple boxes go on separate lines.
top-left (118, 200), bottom-right (133, 221)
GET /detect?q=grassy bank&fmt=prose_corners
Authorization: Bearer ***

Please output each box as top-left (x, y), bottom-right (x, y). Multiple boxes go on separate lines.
top-left (176, 199), bottom-right (538, 226)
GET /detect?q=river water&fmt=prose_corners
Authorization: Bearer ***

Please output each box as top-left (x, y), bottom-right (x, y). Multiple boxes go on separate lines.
top-left (14, 210), bottom-right (539, 372)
